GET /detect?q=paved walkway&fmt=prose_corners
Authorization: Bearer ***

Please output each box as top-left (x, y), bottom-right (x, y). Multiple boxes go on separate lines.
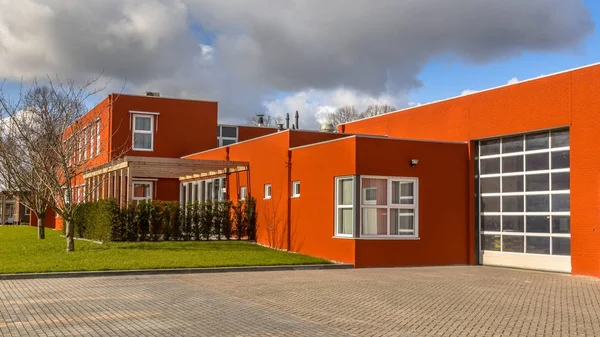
top-left (1, 266), bottom-right (599, 336)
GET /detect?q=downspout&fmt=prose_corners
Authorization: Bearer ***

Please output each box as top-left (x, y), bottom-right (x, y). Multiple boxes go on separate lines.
top-left (286, 150), bottom-right (292, 251)
top-left (225, 147), bottom-right (230, 200)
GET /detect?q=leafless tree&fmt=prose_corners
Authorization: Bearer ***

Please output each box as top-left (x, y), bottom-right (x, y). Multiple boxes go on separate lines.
top-left (360, 104), bottom-right (397, 118)
top-left (0, 77), bottom-right (116, 251)
top-left (326, 105), bottom-right (360, 128)
top-left (247, 113), bottom-right (283, 127)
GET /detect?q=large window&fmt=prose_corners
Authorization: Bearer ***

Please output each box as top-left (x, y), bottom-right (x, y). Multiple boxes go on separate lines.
top-left (478, 129), bottom-right (570, 256)
top-left (335, 177), bottom-right (355, 237)
top-left (133, 115), bottom-right (154, 151)
top-left (361, 177), bottom-right (418, 237)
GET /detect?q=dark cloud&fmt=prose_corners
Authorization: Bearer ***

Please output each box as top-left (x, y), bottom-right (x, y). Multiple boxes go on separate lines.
top-left (0, 0), bottom-right (593, 125)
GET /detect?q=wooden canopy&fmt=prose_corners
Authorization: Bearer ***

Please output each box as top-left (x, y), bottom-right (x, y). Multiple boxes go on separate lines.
top-left (83, 156), bottom-right (248, 180)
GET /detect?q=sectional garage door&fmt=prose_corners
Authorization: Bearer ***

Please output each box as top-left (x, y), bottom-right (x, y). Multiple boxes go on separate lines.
top-left (477, 129), bottom-right (571, 273)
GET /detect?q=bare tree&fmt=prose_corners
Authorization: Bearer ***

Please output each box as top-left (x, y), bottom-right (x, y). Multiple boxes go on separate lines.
top-left (360, 104), bottom-right (397, 118)
top-left (0, 77), bottom-right (115, 251)
top-left (326, 105), bottom-right (360, 128)
top-left (247, 113), bottom-right (283, 127)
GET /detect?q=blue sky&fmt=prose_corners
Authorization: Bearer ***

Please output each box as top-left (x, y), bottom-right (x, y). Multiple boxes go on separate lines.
top-left (410, 0), bottom-right (600, 104)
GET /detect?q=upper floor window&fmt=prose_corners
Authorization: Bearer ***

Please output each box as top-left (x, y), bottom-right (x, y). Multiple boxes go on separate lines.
top-left (96, 119), bottom-right (101, 156)
top-left (133, 115), bottom-right (154, 151)
top-left (217, 125), bottom-right (238, 147)
top-left (240, 186), bottom-right (247, 200)
top-left (264, 184), bottom-right (272, 199)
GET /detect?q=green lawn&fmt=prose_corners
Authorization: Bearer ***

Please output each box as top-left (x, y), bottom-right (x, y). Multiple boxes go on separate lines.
top-left (0, 226), bottom-right (330, 274)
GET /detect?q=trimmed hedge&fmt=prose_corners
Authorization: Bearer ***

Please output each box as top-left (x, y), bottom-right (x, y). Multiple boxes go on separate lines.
top-left (72, 197), bottom-right (257, 242)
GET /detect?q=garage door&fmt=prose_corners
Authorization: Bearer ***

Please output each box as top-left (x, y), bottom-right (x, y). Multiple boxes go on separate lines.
top-left (477, 129), bottom-right (571, 273)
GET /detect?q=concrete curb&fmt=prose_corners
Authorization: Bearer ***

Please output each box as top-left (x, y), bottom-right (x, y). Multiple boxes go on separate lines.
top-left (0, 263), bottom-right (354, 281)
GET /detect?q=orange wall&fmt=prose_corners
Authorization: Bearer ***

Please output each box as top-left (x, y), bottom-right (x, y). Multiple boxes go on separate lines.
top-left (237, 126), bottom-right (278, 142)
top-left (30, 209), bottom-right (58, 230)
top-left (290, 137), bottom-right (357, 263)
top-left (155, 178), bottom-right (181, 201)
top-left (110, 94), bottom-right (218, 160)
top-left (353, 137), bottom-right (470, 268)
top-left (184, 130), bottom-right (349, 250)
top-left (342, 64), bottom-right (600, 277)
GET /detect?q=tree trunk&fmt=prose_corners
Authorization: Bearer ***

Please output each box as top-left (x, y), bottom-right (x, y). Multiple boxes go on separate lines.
top-left (65, 220), bottom-right (75, 252)
top-left (37, 216), bottom-right (45, 240)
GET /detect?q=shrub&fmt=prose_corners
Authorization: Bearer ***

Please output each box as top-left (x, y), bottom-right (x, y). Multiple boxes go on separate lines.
top-left (148, 201), bottom-right (163, 241)
top-left (200, 201), bottom-right (213, 240)
top-left (182, 203), bottom-right (193, 241)
top-left (220, 201), bottom-right (233, 240)
top-left (123, 202), bottom-right (138, 241)
top-left (136, 200), bottom-right (151, 241)
top-left (244, 197), bottom-right (257, 241)
top-left (73, 198), bottom-right (118, 242)
top-left (191, 201), bottom-right (201, 241)
top-left (233, 200), bottom-right (245, 240)
top-left (212, 202), bottom-right (222, 240)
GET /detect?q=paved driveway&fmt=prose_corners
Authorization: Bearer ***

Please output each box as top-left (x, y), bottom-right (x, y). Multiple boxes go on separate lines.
top-left (1, 266), bottom-right (599, 336)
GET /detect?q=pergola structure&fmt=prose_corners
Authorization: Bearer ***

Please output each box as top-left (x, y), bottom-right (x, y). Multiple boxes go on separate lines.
top-left (82, 156), bottom-right (248, 206)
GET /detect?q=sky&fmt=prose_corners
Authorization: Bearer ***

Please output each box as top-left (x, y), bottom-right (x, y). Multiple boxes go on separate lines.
top-left (0, 0), bottom-right (599, 129)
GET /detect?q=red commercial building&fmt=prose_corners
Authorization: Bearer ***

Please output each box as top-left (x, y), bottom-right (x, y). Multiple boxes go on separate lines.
top-left (41, 63), bottom-right (600, 278)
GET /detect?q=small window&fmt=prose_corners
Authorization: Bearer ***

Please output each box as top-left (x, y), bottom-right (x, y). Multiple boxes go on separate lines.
top-left (335, 177), bottom-right (355, 237)
top-left (222, 139), bottom-right (237, 146)
top-left (362, 187), bottom-right (377, 204)
top-left (292, 181), bottom-right (300, 197)
top-left (264, 184), bottom-right (271, 199)
top-left (132, 181), bottom-right (153, 200)
top-left (133, 115), bottom-right (154, 151)
top-left (240, 186), bottom-right (247, 200)
top-left (83, 127), bottom-right (89, 159)
top-left (221, 126), bottom-right (237, 138)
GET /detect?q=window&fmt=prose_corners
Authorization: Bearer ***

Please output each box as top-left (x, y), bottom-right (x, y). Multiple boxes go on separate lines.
top-left (96, 120), bottom-right (101, 156)
top-left (264, 184), bottom-right (271, 199)
top-left (133, 115), bottom-right (154, 151)
top-left (217, 125), bottom-right (238, 147)
top-left (292, 181), bottom-right (300, 197)
top-left (360, 177), bottom-right (419, 237)
top-left (83, 127), bottom-right (89, 159)
top-left (335, 177), bottom-right (355, 236)
top-left (132, 181), bottom-right (153, 200)
top-left (90, 123), bottom-right (95, 158)
top-left (240, 186), bottom-right (247, 200)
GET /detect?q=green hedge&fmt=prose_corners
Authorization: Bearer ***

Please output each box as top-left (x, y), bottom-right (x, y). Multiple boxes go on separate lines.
top-left (72, 197), bottom-right (257, 242)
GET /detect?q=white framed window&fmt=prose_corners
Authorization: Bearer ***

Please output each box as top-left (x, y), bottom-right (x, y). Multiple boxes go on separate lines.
top-left (132, 181), bottom-right (153, 201)
top-left (83, 127), bottom-right (89, 160)
top-left (362, 186), bottom-right (377, 204)
top-left (132, 114), bottom-right (154, 151)
top-left (360, 176), bottom-right (419, 238)
top-left (264, 184), bottom-right (272, 199)
top-left (335, 176), bottom-right (355, 237)
top-left (240, 186), bottom-right (247, 200)
top-left (292, 181), bottom-right (300, 198)
top-left (89, 123), bottom-right (95, 158)
top-left (217, 125), bottom-right (238, 147)
top-left (96, 119), bottom-right (101, 156)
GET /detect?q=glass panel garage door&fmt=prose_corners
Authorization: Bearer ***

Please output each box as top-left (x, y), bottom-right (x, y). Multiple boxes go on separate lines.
top-left (477, 129), bottom-right (571, 273)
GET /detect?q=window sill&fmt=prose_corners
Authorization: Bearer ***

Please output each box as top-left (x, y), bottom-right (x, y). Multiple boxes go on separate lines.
top-left (263, 197), bottom-right (271, 200)
top-left (332, 236), bottom-right (420, 240)
top-left (291, 195), bottom-right (300, 199)
top-left (132, 148), bottom-right (154, 152)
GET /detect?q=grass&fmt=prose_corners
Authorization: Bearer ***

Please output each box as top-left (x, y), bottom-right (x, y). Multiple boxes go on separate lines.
top-left (0, 226), bottom-right (331, 274)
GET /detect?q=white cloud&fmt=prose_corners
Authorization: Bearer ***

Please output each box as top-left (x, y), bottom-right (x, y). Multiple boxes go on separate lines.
top-left (262, 88), bottom-right (407, 128)
top-left (461, 89), bottom-right (478, 96)
top-left (507, 77), bottom-right (520, 85)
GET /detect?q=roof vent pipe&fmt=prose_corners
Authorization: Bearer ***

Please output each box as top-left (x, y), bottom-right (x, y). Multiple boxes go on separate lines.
top-left (256, 114), bottom-right (265, 127)
top-left (277, 123), bottom-right (284, 131)
top-left (295, 111), bottom-right (299, 129)
top-left (286, 113), bottom-right (290, 129)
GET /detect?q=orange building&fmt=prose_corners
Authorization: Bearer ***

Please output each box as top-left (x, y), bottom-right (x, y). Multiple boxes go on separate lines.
top-left (37, 63), bottom-right (600, 278)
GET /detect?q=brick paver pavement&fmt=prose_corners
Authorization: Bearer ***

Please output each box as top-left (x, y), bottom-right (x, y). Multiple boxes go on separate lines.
top-left (1, 266), bottom-right (600, 336)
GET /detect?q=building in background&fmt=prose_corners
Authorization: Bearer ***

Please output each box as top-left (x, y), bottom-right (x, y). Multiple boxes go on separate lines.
top-left (0, 191), bottom-right (30, 225)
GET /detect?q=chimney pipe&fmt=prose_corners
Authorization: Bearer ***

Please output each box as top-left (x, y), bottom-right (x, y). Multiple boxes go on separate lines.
top-left (277, 123), bottom-right (284, 131)
top-left (295, 111), bottom-right (299, 129)
top-left (285, 113), bottom-right (290, 129)
top-left (256, 114), bottom-right (265, 127)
